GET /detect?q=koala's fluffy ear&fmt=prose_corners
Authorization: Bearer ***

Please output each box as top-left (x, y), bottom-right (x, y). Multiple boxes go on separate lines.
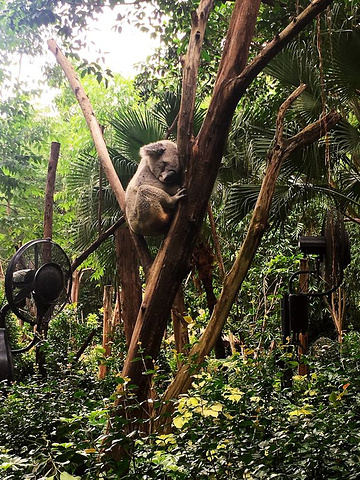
top-left (140, 142), bottom-right (166, 158)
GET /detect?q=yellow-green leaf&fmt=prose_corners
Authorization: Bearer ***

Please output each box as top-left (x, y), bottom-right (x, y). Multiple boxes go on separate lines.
top-left (202, 403), bottom-right (223, 418)
top-left (289, 405), bottom-right (313, 417)
top-left (173, 416), bottom-right (187, 429)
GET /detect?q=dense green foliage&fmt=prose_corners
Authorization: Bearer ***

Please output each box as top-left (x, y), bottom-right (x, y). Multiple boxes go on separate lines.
top-left (2, 325), bottom-right (360, 479)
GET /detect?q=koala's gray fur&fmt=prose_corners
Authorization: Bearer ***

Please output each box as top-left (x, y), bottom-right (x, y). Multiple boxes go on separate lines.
top-left (125, 140), bottom-right (186, 236)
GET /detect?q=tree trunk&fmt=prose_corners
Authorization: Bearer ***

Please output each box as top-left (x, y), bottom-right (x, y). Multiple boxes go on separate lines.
top-left (172, 288), bottom-right (189, 366)
top-left (114, 228), bottom-right (142, 348)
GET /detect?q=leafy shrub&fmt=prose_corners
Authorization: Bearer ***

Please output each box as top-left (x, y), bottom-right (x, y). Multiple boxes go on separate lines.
top-left (2, 313), bottom-right (360, 479)
top-left (0, 369), bottom-right (115, 479)
top-left (127, 332), bottom-right (360, 479)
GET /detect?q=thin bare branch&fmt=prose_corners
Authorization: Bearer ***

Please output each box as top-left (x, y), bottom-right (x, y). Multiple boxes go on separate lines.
top-left (231, 0), bottom-right (335, 100)
top-left (71, 217), bottom-right (126, 272)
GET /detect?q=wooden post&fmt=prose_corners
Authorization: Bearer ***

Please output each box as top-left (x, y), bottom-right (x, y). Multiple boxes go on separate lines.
top-left (44, 142), bottom-right (60, 240)
top-left (36, 142), bottom-right (61, 376)
top-left (99, 285), bottom-right (113, 379)
top-left (71, 270), bottom-right (81, 304)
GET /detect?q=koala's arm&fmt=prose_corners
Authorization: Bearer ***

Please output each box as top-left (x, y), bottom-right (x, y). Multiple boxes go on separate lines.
top-left (141, 185), bottom-right (186, 208)
top-left (126, 184), bottom-right (186, 236)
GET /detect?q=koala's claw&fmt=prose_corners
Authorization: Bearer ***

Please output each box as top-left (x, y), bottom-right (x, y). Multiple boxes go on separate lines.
top-left (176, 187), bottom-right (187, 199)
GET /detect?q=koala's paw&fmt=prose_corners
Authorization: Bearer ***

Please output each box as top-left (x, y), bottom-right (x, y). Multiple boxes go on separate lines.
top-left (175, 187), bottom-right (187, 199)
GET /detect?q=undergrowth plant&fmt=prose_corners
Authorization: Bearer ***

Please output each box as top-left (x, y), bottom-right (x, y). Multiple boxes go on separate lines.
top-left (1, 323), bottom-right (360, 479)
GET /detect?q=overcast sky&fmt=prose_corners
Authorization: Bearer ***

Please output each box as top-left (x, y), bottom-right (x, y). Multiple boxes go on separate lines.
top-left (16, 7), bottom-right (159, 105)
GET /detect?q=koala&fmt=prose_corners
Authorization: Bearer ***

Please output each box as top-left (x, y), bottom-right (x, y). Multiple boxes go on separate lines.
top-left (125, 140), bottom-right (186, 236)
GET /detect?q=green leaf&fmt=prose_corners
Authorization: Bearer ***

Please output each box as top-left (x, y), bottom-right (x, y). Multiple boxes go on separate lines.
top-left (59, 473), bottom-right (82, 480)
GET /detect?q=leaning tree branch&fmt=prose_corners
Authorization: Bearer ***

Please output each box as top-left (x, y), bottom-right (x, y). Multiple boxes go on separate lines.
top-left (48, 39), bottom-right (126, 212)
top-left (71, 217), bottom-right (126, 272)
top-left (156, 86), bottom-right (342, 427)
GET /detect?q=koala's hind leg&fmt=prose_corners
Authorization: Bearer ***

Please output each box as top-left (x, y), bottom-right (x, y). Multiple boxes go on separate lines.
top-left (128, 185), bottom-right (186, 235)
top-left (131, 185), bottom-right (175, 234)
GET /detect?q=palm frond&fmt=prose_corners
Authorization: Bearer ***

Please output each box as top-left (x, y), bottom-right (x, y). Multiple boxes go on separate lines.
top-left (225, 105), bottom-right (275, 184)
top-left (265, 42), bottom-right (320, 93)
top-left (332, 119), bottom-right (360, 156)
top-left (326, 30), bottom-right (360, 106)
top-left (225, 184), bottom-right (261, 224)
top-left (108, 147), bottom-right (138, 189)
top-left (339, 170), bottom-right (360, 203)
top-left (224, 180), bottom-right (350, 228)
top-left (152, 90), bottom-right (181, 137)
top-left (152, 91), bottom-right (207, 138)
top-left (66, 153), bottom-right (98, 191)
top-left (265, 42), bottom-right (322, 121)
top-left (280, 142), bottom-right (328, 182)
top-left (110, 108), bottom-right (166, 162)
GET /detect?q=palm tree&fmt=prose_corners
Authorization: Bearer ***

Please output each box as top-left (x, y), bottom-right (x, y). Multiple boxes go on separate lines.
top-left (223, 5), bottom-right (360, 233)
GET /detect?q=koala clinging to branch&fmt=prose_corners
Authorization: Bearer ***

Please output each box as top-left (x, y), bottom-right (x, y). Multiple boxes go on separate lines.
top-left (125, 140), bottom-right (186, 236)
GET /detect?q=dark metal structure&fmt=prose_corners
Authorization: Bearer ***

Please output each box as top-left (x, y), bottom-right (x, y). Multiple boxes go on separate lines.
top-left (0, 239), bottom-right (72, 382)
top-left (281, 209), bottom-right (351, 387)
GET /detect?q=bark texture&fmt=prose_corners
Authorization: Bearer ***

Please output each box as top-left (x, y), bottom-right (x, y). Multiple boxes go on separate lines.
top-left (115, 228), bottom-right (142, 348)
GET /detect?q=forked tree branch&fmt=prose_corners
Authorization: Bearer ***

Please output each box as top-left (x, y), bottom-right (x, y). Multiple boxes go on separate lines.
top-left (156, 85), bottom-right (341, 428)
top-left (116, 0), bottom-right (335, 428)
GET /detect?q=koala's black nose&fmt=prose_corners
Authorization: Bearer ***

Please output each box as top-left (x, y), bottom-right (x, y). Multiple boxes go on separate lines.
top-left (163, 170), bottom-right (178, 183)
